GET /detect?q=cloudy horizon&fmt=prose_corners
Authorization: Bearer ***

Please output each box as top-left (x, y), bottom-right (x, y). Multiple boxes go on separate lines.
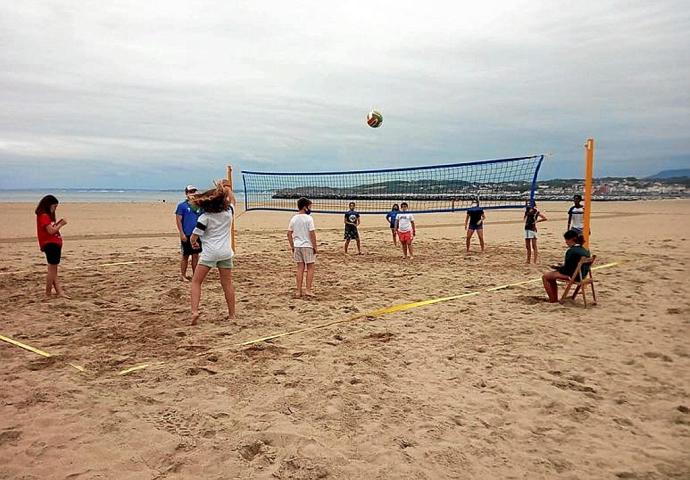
top-left (1, 1), bottom-right (688, 189)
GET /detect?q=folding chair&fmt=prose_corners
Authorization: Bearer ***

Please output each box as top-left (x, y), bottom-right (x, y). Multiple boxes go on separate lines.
top-left (560, 255), bottom-right (597, 307)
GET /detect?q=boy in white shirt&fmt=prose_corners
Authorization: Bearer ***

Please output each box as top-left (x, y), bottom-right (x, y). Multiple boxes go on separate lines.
top-left (395, 202), bottom-right (416, 259)
top-left (287, 197), bottom-right (318, 298)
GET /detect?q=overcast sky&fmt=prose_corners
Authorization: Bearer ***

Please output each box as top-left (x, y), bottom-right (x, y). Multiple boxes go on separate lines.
top-left (1, 0), bottom-right (688, 189)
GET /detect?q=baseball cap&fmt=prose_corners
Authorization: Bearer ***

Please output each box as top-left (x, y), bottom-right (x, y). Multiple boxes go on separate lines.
top-left (185, 185), bottom-right (198, 193)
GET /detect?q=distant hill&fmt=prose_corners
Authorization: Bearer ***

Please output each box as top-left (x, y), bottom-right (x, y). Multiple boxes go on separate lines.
top-left (648, 169), bottom-right (690, 179)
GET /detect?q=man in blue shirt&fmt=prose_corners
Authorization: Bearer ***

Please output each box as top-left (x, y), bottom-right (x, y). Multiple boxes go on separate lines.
top-left (175, 185), bottom-right (202, 281)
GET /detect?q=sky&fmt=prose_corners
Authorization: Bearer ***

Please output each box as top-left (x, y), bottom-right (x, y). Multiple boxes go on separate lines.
top-left (1, 0), bottom-right (689, 189)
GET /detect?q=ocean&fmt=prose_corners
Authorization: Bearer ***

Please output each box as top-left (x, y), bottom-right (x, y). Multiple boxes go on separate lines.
top-left (0, 189), bottom-right (248, 203)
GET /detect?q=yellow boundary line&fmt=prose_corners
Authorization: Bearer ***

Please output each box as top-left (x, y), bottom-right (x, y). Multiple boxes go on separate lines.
top-left (236, 262), bottom-right (619, 348)
top-left (1, 262), bottom-right (619, 376)
top-left (0, 334), bottom-right (85, 372)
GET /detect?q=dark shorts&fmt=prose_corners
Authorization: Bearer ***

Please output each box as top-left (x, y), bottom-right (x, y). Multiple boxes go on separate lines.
top-left (468, 224), bottom-right (483, 231)
top-left (181, 238), bottom-right (202, 256)
top-left (43, 243), bottom-right (62, 265)
top-left (344, 226), bottom-right (359, 240)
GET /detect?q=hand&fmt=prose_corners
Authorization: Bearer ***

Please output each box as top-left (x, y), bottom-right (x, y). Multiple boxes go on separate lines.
top-left (191, 241), bottom-right (200, 250)
top-left (59, 218), bottom-right (67, 226)
top-left (180, 233), bottom-right (187, 242)
top-left (290, 246), bottom-right (295, 252)
top-left (312, 247), bottom-right (318, 254)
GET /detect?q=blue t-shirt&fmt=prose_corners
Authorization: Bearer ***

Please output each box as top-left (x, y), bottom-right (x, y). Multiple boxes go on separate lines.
top-left (175, 200), bottom-right (201, 236)
top-left (386, 211), bottom-right (398, 228)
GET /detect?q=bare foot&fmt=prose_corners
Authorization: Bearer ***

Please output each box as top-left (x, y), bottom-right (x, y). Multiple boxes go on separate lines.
top-left (409, 256), bottom-right (414, 260)
top-left (293, 292), bottom-right (303, 299)
top-left (191, 312), bottom-right (200, 325)
top-left (180, 275), bottom-right (191, 282)
top-left (57, 292), bottom-right (71, 299)
top-left (304, 290), bottom-right (315, 298)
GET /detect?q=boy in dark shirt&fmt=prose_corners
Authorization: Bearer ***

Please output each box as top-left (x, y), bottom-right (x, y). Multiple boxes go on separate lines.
top-left (541, 230), bottom-right (591, 302)
top-left (344, 202), bottom-right (362, 254)
top-left (464, 199), bottom-right (486, 252)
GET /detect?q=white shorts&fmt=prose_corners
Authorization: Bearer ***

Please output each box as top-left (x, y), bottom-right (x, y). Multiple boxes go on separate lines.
top-left (525, 230), bottom-right (538, 239)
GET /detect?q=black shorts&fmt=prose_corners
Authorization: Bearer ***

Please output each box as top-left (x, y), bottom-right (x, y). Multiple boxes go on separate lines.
top-left (181, 238), bottom-right (202, 256)
top-left (344, 226), bottom-right (359, 240)
top-left (43, 243), bottom-right (62, 265)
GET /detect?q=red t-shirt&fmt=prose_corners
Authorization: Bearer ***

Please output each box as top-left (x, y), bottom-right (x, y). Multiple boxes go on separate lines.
top-left (36, 213), bottom-right (62, 249)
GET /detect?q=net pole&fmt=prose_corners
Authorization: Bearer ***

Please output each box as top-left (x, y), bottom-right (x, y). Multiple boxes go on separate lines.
top-left (227, 165), bottom-right (237, 252)
top-left (583, 139), bottom-right (594, 248)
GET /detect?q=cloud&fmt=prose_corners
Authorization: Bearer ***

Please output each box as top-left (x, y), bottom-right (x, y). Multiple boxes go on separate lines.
top-left (0, 0), bottom-right (688, 188)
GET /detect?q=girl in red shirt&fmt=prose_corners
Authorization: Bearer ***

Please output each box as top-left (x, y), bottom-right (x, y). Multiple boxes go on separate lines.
top-left (35, 195), bottom-right (68, 298)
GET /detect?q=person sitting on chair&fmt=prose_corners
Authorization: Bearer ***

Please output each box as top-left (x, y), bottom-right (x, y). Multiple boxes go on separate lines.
top-left (542, 230), bottom-right (590, 303)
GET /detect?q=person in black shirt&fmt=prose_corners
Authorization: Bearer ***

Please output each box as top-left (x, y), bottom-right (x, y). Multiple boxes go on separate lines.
top-left (464, 199), bottom-right (485, 252)
top-left (542, 230), bottom-right (591, 302)
top-left (524, 201), bottom-right (547, 264)
top-left (344, 202), bottom-right (362, 254)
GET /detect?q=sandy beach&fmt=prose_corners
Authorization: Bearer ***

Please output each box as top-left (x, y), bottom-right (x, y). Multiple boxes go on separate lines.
top-left (0, 199), bottom-right (689, 479)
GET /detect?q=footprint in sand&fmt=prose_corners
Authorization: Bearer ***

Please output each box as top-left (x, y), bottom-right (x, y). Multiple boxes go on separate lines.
top-left (0, 429), bottom-right (22, 446)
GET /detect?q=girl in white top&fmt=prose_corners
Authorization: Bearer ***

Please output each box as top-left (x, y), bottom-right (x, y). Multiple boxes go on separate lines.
top-left (189, 181), bottom-right (236, 325)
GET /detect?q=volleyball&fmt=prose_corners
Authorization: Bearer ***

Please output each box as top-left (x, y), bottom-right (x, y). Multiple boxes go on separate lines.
top-left (366, 110), bottom-right (383, 128)
top-left (349, 214), bottom-right (357, 223)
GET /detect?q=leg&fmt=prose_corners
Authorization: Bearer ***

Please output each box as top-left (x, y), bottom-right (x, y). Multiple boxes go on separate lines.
top-left (46, 264), bottom-right (57, 295)
top-left (191, 253), bottom-right (199, 275)
top-left (52, 265), bottom-right (68, 297)
top-left (392, 230), bottom-right (397, 246)
top-left (465, 229), bottom-right (473, 252)
top-left (542, 271), bottom-right (570, 303)
top-left (180, 254), bottom-right (190, 281)
top-left (344, 238), bottom-right (350, 253)
top-left (356, 237), bottom-right (361, 254)
top-left (305, 263), bottom-right (315, 296)
top-left (531, 238), bottom-right (539, 264)
top-left (296, 262), bottom-right (305, 297)
top-left (190, 265), bottom-right (211, 325)
top-left (218, 267), bottom-right (236, 319)
top-left (525, 239), bottom-right (532, 264)
top-left (408, 241), bottom-right (414, 259)
top-left (477, 229), bottom-right (485, 252)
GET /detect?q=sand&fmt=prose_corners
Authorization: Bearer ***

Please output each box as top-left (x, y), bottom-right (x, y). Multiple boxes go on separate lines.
top-left (0, 199), bottom-right (689, 479)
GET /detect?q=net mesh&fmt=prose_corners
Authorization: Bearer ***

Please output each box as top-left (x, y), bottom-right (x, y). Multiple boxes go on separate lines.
top-left (241, 155), bottom-right (544, 213)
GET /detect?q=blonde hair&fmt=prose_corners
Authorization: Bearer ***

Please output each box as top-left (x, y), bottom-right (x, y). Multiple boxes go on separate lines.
top-left (190, 184), bottom-right (230, 213)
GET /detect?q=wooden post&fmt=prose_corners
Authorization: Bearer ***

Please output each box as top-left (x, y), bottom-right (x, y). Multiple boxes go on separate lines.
top-left (583, 139), bottom-right (594, 248)
top-left (227, 165), bottom-right (236, 252)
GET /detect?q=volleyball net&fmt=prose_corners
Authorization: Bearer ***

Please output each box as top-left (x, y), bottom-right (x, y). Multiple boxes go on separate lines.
top-left (241, 155), bottom-right (544, 214)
